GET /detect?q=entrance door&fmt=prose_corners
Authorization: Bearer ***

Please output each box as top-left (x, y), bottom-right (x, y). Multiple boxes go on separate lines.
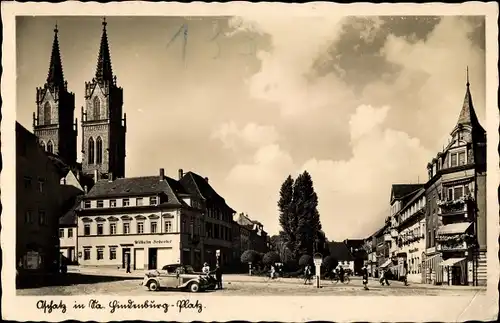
top-left (452, 266), bottom-right (462, 285)
top-left (148, 248), bottom-right (158, 270)
top-left (122, 248), bottom-right (131, 269)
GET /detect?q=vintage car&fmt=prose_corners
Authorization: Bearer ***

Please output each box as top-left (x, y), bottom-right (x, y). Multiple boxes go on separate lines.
top-left (142, 264), bottom-right (211, 292)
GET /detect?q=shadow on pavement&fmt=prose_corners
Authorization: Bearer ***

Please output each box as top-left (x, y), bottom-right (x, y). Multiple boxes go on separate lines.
top-left (16, 273), bottom-right (140, 289)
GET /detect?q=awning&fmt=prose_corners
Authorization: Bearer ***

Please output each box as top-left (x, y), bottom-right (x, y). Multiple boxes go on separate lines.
top-left (437, 222), bottom-right (472, 235)
top-left (380, 259), bottom-right (391, 268)
top-left (439, 257), bottom-right (466, 267)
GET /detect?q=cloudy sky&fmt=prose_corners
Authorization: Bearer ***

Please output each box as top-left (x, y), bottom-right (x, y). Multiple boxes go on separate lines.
top-left (16, 15), bottom-right (486, 241)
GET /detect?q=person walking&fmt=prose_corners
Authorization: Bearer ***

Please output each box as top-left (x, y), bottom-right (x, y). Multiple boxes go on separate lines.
top-left (304, 265), bottom-right (312, 285)
top-left (215, 264), bottom-right (223, 289)
top-left (362, 264), bottom-right (369, 290)
top-left (402, 263), bottom-right (409, 286)
top-left (126, 260), bottom-right (131, 273)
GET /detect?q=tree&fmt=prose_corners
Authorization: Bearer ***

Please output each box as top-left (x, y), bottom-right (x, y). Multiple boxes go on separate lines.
top-left (322, 255), bottom-right (337, 272)
top-left (240, 250), bottom-right (260, 264)
top-left (269, 235), bottom-right (292, 263)
top-left (278, 175), bottom-right (297, 255)
top-left (262, 251), bottom-right (280, 266)
top-left (293, 171), bottom-right (322, 257)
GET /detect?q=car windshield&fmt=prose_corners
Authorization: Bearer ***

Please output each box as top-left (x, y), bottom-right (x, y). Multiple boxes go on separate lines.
top-left (161, 265), bottom-right (196, 273)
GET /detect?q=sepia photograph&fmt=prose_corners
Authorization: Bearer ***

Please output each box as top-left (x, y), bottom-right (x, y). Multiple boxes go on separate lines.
top-left (1, 2), bottom-right (498, 322)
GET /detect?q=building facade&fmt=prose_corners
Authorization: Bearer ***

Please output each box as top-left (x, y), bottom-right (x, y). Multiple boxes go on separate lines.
top-left (76, 169), bottom-right (204, 270)
top-left (394, 188), bottom-right (426, 283)
top-left (16, 122), bottom-right (63, 276)
top-left (179, 170), bottom-right (236, 267)
top-left (423, 74), bottom-right (486, 286)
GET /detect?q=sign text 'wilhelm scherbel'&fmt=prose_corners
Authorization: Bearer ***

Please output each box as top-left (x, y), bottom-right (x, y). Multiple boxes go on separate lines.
top-left (134, 239), bottom-right (172, 245)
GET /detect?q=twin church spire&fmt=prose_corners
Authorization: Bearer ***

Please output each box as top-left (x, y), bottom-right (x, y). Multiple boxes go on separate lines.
top-left (35, 18), bottom-right (126, 181)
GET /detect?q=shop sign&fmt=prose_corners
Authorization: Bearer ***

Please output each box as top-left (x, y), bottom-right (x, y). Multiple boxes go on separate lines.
top-left (26, 251), bottom-right (40, 269)
top-left (134, 239), bottom-right (172, 245)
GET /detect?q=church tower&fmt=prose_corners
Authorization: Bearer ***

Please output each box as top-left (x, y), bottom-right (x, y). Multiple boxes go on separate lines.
top-left (33, 24), bottom-right (77, 165)
top-left (81, 18), bottom-right (126, 181)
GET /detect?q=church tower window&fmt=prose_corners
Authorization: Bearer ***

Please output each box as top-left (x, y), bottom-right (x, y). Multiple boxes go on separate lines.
top-left (93, 97), bottom-right (101, 120)
top-left (44, 102), bottom-right (52, 125)
top-left (47, 141), bottom-right (54, 154)
top-left (88, 137), bottom-right (95, 164)
top-left (96, 136), bottom-right (103, 164)
top-left (40, 141), bottom-right (46, 151)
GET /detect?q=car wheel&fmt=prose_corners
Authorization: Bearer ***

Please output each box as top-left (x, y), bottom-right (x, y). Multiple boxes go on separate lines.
top-left (189, 282), bottom-right (200, 293)
top-left (148, 280), bottom-right (159, 291)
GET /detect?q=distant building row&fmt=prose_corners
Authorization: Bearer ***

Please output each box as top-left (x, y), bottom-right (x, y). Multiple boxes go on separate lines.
top-left (364, 73), bottom-right (487, 286)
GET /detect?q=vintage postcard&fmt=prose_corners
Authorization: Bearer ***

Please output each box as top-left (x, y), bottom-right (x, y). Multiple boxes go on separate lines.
top-left (1, 1), bottom-right (499, 322)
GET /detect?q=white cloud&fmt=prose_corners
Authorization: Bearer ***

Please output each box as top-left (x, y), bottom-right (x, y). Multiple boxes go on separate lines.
top-left (211, 121), bottom-right (280, 151)
top-left (228, 15), bottom-right (354, 117)
top-left (224, 105), bottom-right (433, 240)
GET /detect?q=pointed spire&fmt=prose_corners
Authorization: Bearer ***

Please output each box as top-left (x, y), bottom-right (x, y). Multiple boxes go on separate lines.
top-left (46, 22), bottom-right (65, 88)
top-left (456, 66), bottom-right (480, 127)
top-left (95, 17), bottom-right (114, 84)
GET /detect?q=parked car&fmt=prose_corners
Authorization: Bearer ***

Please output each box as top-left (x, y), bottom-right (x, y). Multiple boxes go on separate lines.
top-left (159, 264), bottom-right (217, 290)
top-left (142, 264), bottom-right (211, 292)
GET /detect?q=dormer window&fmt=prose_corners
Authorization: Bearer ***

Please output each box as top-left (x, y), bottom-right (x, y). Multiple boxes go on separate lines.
top-left (150, 196), bottom-right (157, 205)
top-left (84, 201), bottom-right (91, 208)
top-left (96, 200), bottom-right (104, 208)
top-left (450, 153), bottom-right (458, 167)
top-left (458, 151), bottom-right (466, 166)
top-left (136, 198), bottom-right (143, 206)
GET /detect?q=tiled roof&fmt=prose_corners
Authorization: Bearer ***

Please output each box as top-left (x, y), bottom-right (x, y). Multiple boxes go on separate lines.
top-left (85, 175), bottom-right (184, 205)
top-left (59, 195), bottom-right (83, 226)
top-left (328, 242), bottom-right (354, 261)
top-left (180, 171), bottom-right (236, 213)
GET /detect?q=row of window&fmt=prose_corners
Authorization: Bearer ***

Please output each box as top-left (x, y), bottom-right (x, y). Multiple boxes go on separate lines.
top-left (84, 196), bottom-right (158, 208)
top-left (39, 141), bottom-right (54, 154)
top-left (83, 220), bottom-right (174, 236)
top-left (440, 184), bottom-right (470, 201)
top-left (83, 246), bottom-right (117, 261)
top-left (400, 225), bottom-right (424, 243)
top-left (24, 210), bottom-right (46, 225)
top-left (59, 228), bottom-right (74, 238)
top-left (429, 149), bottom-right (468, 179)
top-left (23, 176), bottom-right (45, 192)
top-left (408, 257), bottom-right (421, 275)
top-left (399, 197), bottom-right (426, 224)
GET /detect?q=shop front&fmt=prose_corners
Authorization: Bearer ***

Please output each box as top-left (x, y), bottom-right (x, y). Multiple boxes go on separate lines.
top-left (78, 234), bottom-right (181, 270)
top-left (440, 257), bottom-right (467, 285)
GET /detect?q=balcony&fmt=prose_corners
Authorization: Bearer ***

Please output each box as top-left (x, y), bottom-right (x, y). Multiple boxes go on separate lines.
top-left (438, 203), bottom-right (468, 216)
top-left (435, 231), bottom-right (476, 252)
top-left (436, 241), bottom-right (468, 252)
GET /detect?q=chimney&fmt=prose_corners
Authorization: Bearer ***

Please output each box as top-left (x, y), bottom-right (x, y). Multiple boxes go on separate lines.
top-left (204, 177), bottom-right (209, 183)
top-left (108, 172), bottom-right (113, 182)
top-left (94, 169), bottom-right (99, 182)
top-left (178, 169), bottom-right (184, 180)
top-left (159, 168), bottom-right (165, 181)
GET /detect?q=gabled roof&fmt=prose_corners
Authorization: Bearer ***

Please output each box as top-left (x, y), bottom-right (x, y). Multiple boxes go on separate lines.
top-left (400, 187), bottom-right (425, 213)
top-left (59, 195), bottom-right (83, 227)
top-left (180, 171), bottom-right (236, 213)
top-left (85, 175), bottom-right (186, 205)
top-left (391, 184), bottom-right (424, 203)
top-left (328, 242), bottom-right (354, 261)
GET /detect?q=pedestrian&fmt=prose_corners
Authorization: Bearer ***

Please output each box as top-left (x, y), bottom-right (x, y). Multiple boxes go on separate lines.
top-left (270, 265), bottom-right (276, 279)
top-left (339, 265), bottom-right (345, 283)
top-left (304, 265), bottom-right (312, 285)
top-left (383, 268), bottom-right (391, 286)
top-left (202, 262), bottom-right (210, 275)
top-left (379, 269), bottom-right (385, 285)
top-left (362, 264), bottom-right (369, 290)
top-left (402, 263), bottom-right (409, 286)
top-left (215, 264), bottom-right (223, 289)
top-left (126, 260), bottom-right (131, 273)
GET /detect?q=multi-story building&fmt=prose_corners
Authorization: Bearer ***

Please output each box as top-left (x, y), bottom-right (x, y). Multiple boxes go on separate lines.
top-left (375, 219), bottom-right (391, 276)
top-left (234, 213), bottom-right (269, 254)
top-left (343, 239), bottom-right (368, 275)
top-left (76, 169), bottom-right (204, 270)
top-left (179, 169), bottom-right (236, 267)
top-left (16, 122), bottom-right (63, 278)
top-left (394, 187), bottom-right (426, 283)
top-left (423, 73), bottom-right (486, 286)
top-left (365, 231), bottom-right (379, 277)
